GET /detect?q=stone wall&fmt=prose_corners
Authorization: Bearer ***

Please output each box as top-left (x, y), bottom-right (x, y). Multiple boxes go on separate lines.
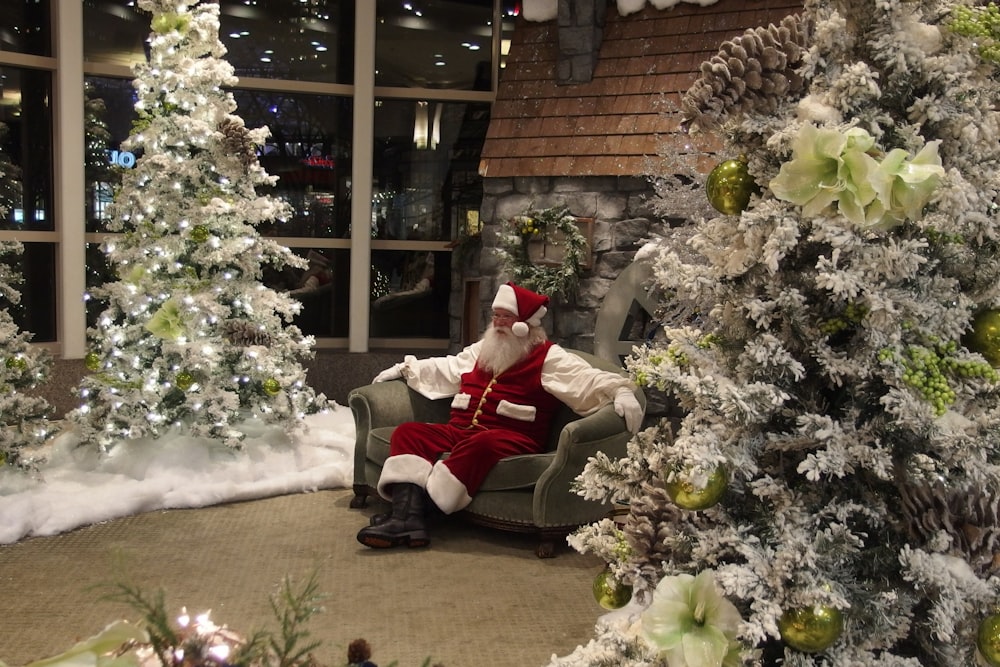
top-left (456, 174), bottom-right (671, 353)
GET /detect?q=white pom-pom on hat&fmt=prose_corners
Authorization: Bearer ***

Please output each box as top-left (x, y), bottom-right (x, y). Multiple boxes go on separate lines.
top-left (492, 282), bottom-right (549, 337)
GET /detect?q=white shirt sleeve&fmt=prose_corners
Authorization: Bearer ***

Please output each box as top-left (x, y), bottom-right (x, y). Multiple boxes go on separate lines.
top-left (541, 345), bottom-right (634, 415)
top-left (400, 341), bottom-right (483, 400)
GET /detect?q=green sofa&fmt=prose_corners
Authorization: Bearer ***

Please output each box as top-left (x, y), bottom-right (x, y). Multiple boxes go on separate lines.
top-left (347, 349), bottom-right (645, 557)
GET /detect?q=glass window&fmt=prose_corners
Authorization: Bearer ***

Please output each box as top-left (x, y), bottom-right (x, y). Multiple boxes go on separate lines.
top-left (373, 98), bottom-right (486, 242)
top-left (84, 76), bottom-right (132, 233)
top-left (0, 0), bottom-right (51, 56)
top-left (83, 81), bottom-right (353, 238)
top-left (4, 242), bottom-right (56, 342)
top-left (268, 247), bottom-right (349, 338)
top-left (375, 0), bottom-right (494, 90)
top-left (234, 89), bottom-right (354, 238)
top-left (370, 250), bottom-right (450, 338)
top-left (0, 67), bottom-right (53, 232)
top-left (83, 1), bottom-right (354, 84)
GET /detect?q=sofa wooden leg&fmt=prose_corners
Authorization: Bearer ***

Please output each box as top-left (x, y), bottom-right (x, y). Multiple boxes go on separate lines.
top-left (535, 537), bottom-right (557, 559)
top-left (349, 485), bottom-right (370, 509)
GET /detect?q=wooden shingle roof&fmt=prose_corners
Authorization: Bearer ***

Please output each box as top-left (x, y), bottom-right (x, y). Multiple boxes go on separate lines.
top-left (479, 0), bottom-right (803, 178)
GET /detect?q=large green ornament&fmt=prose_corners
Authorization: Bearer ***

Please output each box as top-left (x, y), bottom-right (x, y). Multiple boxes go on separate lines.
top-left (190, 225), bottom-right (211, 243)
top-left (5, 356), bottom-right (27, 372)
top-left (978, 613), bottom-right (1000, 666)
top-left (262, 378), bottom-right (281, 396)
top-left (965, 309), bottom-right (1000, 367)
top-left (778, 605), bottom-right (844, 653)
top-left (706, 158), bottom-right (758, 215)
top-left (84, 352), bottom-right (101, 372)
top-left (151, 12), bottom-right (191, 35)
top-left (175, 371), bottom-right (195, 391)
top-left (592, 568), bottom-right (632, 610)
top-left (665, 464), bottom-right (728, 510)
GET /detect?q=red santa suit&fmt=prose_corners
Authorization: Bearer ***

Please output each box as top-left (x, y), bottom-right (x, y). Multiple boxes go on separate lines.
top-left (375, 340), bottom-right (634, 513)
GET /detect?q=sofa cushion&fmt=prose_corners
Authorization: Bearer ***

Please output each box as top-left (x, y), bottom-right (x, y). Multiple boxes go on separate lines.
top-left (365, 426), bottom-right (554, 491)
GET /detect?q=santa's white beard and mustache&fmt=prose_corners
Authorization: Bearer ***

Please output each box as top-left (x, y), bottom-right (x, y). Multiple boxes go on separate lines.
top-left (477, 323), bottom-right (545, 374)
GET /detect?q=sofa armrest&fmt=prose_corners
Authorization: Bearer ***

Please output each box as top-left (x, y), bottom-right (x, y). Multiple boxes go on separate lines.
top-left (531, 402), bottom-right (637, 526)
top-left (348, 380), bottom-right (419, 487)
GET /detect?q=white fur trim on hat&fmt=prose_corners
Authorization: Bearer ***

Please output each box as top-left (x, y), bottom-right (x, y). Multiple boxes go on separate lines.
top-left (492, 282), bottom-right (549, 337)
top-left (492, 283), bottom-right (518, 314)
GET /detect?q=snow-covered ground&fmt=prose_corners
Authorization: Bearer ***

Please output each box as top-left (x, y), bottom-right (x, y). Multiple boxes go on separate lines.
top-left (0, 402), bottom-right (355, 544)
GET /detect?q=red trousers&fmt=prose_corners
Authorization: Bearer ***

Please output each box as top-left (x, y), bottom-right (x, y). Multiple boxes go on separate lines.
top-left (378, 421), bottom-right (543, 513)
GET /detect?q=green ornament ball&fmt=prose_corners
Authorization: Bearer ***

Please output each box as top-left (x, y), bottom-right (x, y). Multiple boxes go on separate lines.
top-left (665, 464), bottom-right (728, 510)
top-left (978, 613), bottom-right (1000, 667)
top-left (84, 352), bottom-right (101, 372)
top-left (965, 309), bottom-right (1000, 367)
top-left (190, 225), bottom-right (211, 243)
top-left (175, 371), bottom-right (195, 391)
top-left (778, 605), bottom-right (844, 653)
top-left (5, 356), bottom-right (27, 372)
top-left (151, 12), bottom-right (190, 35)
top-left (263, 378), bottom-right (281, 396)
top-left (706, 158), bottom-right (758, 215)
top-left (592, 568), bottom-right (632, 610)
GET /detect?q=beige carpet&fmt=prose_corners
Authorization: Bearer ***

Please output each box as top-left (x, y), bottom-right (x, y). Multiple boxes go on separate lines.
top-left (0, 489), bottom-right (607, 667)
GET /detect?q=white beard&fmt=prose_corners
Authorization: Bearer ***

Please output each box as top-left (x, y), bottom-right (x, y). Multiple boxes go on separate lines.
top-left (477, 325), bottom-right (535, 375)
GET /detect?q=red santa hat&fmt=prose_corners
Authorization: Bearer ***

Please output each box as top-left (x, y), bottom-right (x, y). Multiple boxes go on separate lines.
top-left (492, 282), bottom-right (549, 337)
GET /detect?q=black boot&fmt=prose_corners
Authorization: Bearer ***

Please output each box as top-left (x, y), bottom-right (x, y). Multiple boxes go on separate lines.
top-left (356, 483), bottom-right (430, 548)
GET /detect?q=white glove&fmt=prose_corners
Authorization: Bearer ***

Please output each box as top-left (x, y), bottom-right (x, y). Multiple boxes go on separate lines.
top-left (372, 362), bottom-right (406, 384)
top-left (614, 387), bottom-right (643, 433)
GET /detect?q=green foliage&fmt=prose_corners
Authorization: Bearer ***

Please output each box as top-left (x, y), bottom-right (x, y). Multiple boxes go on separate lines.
top-left (949, 2), bottom-right (1000, 63)
top-left (99, 571), bottom-right (326, 667)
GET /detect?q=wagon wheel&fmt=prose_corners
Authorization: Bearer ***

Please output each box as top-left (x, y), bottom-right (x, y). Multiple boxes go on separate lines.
top-left (594, 261), bottom-right (660, 366)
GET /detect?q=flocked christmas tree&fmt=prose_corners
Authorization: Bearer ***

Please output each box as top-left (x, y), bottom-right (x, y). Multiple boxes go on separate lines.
top-left (0, 121), bottom-right (54, 469)
top-left (555, 0), bottom-right (1000, 665)
top-left (69, 0), bottom-right (324, 450)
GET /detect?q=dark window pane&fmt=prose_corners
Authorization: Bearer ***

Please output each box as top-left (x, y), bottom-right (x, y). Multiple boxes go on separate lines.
top-left (220, 1), bottom-right (353, 83)
top-left (0, 0), bottom-right (51, 55)
top-left (270, 247), bottom-right (349, 338)
top-left (83, 1), bottom-right (354, 84)
top-left (376, 0), bottom-right (493, 90)
top-left (373, 99), bottom-right (486, 242)
top-left (84, 242), bottom-right (114, 330)
top-left (0, 68), bottom-right (53, 232)
top-left (84, 77), bottom-right (133, 233)
top-left (370, 250), bottom-right (450, 338)
top-left (234, 90), bottom-right (353, 239)
top-left (3, 242), bottom-right (57, 342)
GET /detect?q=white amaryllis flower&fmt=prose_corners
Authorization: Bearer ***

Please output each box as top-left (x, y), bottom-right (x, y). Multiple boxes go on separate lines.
top-left (640, 570), bottom-right (743, 667)
top-left (14, 619), bottom-right (146, 667)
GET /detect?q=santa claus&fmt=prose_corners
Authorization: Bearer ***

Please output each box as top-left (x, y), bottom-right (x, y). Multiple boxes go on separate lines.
top-left (356, 282), bottom-right (644, 549)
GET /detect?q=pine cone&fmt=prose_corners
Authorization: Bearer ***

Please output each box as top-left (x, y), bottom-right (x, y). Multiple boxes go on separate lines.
top-left (217, 117), bottom-right (256, 171)
top-left (898, 480), bottom-right (1000, 576)
top-left (622, 483), bottom-right (687, 597)
top-left (681, 14), bottom-right (810, 132)
top-left (223, 319), bottom-right (273, 347)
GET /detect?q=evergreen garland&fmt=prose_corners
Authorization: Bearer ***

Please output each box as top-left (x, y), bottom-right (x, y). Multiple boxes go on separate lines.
top-left (495, 205), bottom-right (587, 300)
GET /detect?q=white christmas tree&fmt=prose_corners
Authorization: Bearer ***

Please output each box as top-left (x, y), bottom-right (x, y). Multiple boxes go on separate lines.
top-left (0, 120), bottom-right (54, 469)
top-left (556, 1), bottom-right (1000, 665)
top-left (69, 0), bottom-right (324, 450)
